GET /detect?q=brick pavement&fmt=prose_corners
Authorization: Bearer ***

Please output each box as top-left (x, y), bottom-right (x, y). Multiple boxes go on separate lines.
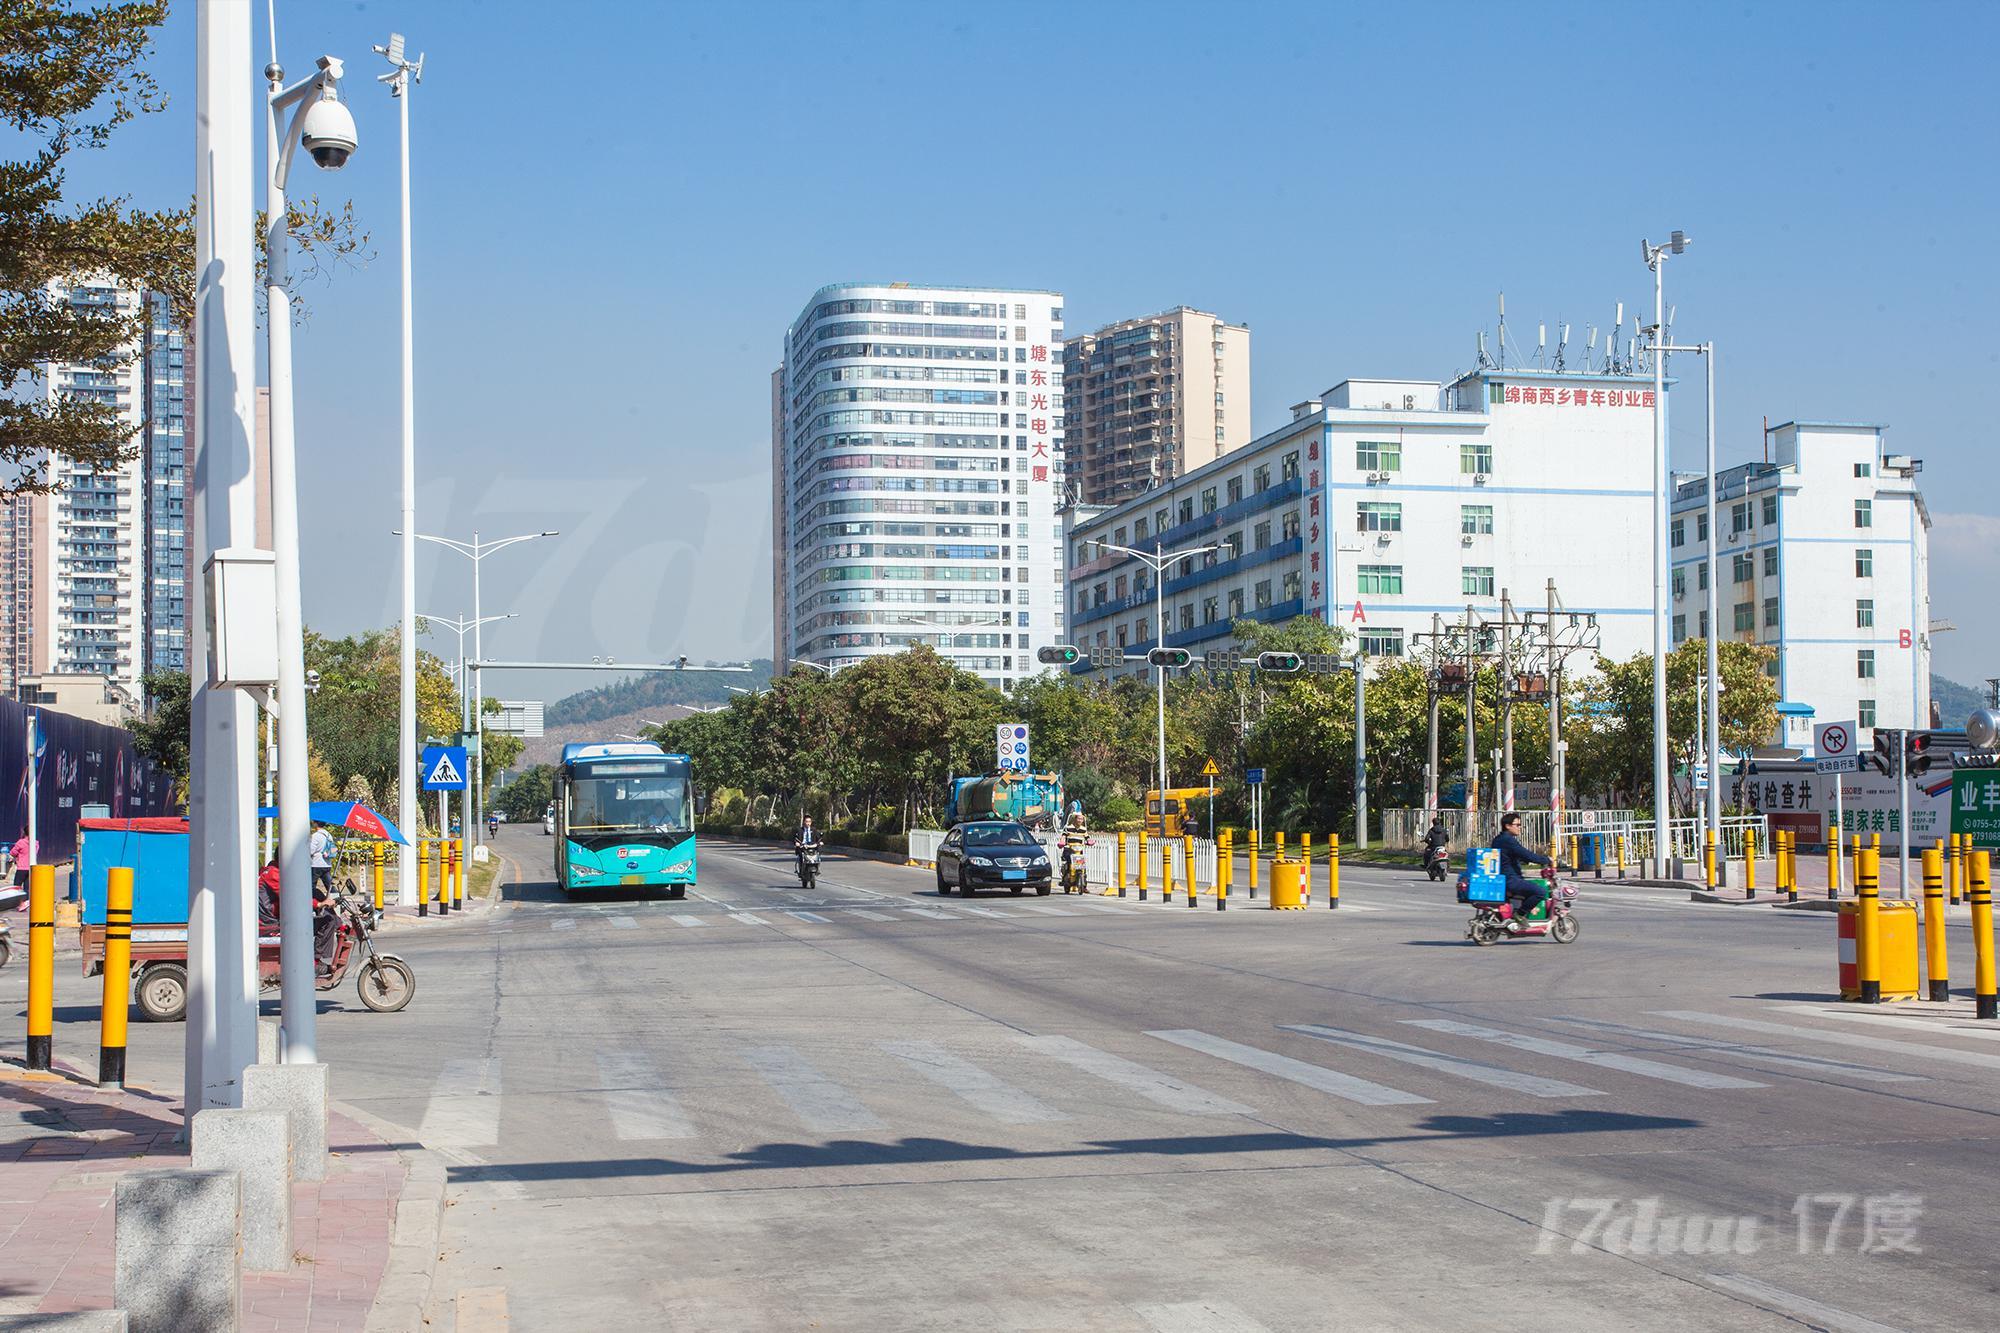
top-left (0, 1062), bottom-right (405, 1332)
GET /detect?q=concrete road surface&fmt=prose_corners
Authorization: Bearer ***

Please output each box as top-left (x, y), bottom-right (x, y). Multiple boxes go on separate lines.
top-left (9, 823), bottom-right (1997, 1331)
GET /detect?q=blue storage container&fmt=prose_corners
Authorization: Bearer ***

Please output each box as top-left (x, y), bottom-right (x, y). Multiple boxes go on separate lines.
top-left (76, 818), bottom-right (190, 925)
top-left (1465, 847), bottom-right (1507, 903)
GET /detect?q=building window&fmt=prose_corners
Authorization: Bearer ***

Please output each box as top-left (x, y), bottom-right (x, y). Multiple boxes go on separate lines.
top-left (1178, 499), bottom-right (1195, 524)
top-left (1254, 520), bottom-right (1271, 549)
top-left (1227, 589), bottom-right (1244, 618)
top-left (1359, 628), bottom-right (1403, 657)
top-left (1282, 570), bottom-right (1302, 601)
top-left (1733, 602), bottom-right (1753, 632)
top-left (1856, 598), bottom-right (1874, 628)
top-left (1357, 502), bottom-right (1402, 532)
top-left (1762, 495), bottom-right (1778, 526)
top-left (1763, 547), bottom-right (1778, 577)
top-left (1356, 441), bottom-right (1402, 472)
top-left (1672, 568), bottom-right (1686, 598)
top-left (1202, 596), bottom-right (1219, 624)
top-left (1699, 611), bottom-right (1709, 637)
top-left (1854, 462), bottom-right (1872, 478)
top-left (1857, 649), bottom-right (1876, 679)
top-left (1180, 606), bottom-right (1195, 632)
top-left (1281, 451), bottom-right (1301, 482)
top-left (1698, 563), bottom-right (1708, 591)
top-left (1855, 548), bottom-right (1873, 577)
top-left (1461, 566), bottom-right (1495, 597)
top-left (1697, 512), bottom-right (1708, 543)
top-left (1357, 564), bottom-right (1403, 595)
top-left (1254, 579), bottom-right (1272, 610)
top-left (1763, 596), bottom-right (1778, 628)
top-left (1671, 518), bottom-right (1685, 548)
top-left (1461, 504), bottom-right (1493, 535)
top-left (1672, 614), bottom-right (1686, 642)
top-left (1281, 510), bottom-right (1300, 541)
top-left (1253, 465), bottom-right (1271, 492)
top-left (1854, 499), bottom-right (1872, 528)
top-left (1227, 477), bottom-right (1243, 504)
top-left (1859, 698), bottom-right (1876, 728)
top-left (1461, 442), bottom-right (1492, 474)
top-left (1733, 552), bottom-right (1754, 583)
top-left (1134, 517), bottom-right (1148, 542)
top-left (1199, 487), bottom-right (1217, 515)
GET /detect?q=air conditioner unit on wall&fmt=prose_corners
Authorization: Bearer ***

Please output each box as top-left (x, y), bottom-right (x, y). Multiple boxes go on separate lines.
top-left (1473, 472), bottom-right (1488, 486)
top-left (1460, 534), bottom-right (1474, 547)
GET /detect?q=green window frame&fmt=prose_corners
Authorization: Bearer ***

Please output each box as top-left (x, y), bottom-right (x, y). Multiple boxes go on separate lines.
top-left (1357, 564), bottom-right (1403, 595)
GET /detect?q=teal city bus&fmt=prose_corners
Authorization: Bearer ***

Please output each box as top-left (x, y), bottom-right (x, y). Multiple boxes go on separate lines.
top-left (555, 742), bottom-right (696, 897)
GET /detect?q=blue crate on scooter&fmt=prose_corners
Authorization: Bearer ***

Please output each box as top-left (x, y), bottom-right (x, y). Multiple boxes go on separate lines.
top-left (1463, 848), bottom-right (1506, 903)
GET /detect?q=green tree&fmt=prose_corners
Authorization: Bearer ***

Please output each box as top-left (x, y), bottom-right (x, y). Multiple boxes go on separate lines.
top-left (302, 626), bottom-right (458, 824)
top-left (494, 764), bottom-right (553, 824)
top-left (1566, 640), bottom-right (1778, 808)
top-left (127, 667), bottom-right (189, 800)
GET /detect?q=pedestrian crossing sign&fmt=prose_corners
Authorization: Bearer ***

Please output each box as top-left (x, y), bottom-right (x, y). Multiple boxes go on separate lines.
top-left (422, 745), bottom-right (468, 790)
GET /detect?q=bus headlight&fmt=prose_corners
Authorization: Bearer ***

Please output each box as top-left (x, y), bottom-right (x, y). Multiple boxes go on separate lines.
top-left (573, 864), bottom-right (602, 877)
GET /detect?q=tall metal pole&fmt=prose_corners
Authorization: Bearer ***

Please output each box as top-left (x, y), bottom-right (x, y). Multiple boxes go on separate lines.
top-left (1703, 344), bottom-right (1722, 842)
top-left (1548, 579), bottom-right (1565, 841)
top-left (1463, 604), bottom-right (1478, 820)
top-left (1500, 589), bottom-right (1514, 812)
top-left (1898, 740), bottom-right (1911, 901)
top-left (264, 57), bottom-right (318, 1064)
top-left (1425, 612), bottom-right (1441, 818)
top-left (187, 0), bottom-right (260, 1121)
top-left (471, 531), bottom-right (484, 843)
top-left (1154, 541), bottom-right (1168, 811)
top-left (1649, 254), bottom-right (1672, 871)
top-left (394, 55), bottom-right (419, 907)
top-left (1352, 652), bottom-right (1368, 849)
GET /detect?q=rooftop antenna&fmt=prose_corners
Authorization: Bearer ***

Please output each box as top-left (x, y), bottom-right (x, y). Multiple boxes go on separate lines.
top-left (1536, 322), bottom-right (1546, 369)
top-left (1496, 292), bottom-right (1507, 370)
top-left (372, 30), bottom-right (425, 93)
top-left (1586, 325), bottom-right (1598, 372)
top-left (1612, 302), bottom-right (1625, 373)
top-left (1476, 330), bottom-right (1494, 370)
top-left (1553, 322), bottom-right (1570, 372)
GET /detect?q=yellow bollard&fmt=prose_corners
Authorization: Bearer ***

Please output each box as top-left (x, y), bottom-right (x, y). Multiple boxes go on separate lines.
top-left (1871, 831), bottom-right (1881, 854)
top-left (1567, 835), bottom-right (1579, 871)
top-left (1137, 828), bottom-right (1149, 901)
top-left (1616, 833), bottom-right (1627, 879)
top-left (1857, 846), bottom-right (1882, 1004)
top-left (1826, 817), bottom-right (1840, 900)
top-left (1182, 832), bottom-right (1196, 907)
top-left (1848, 832), bottom-right (1860, 891)
top-left (1249, 830), bottom-right (1259, 899)
top-left (453, 838), bottom-right (465, 909)
top-left (1301, 833), bottom-right (1312, 906)
top-left (1704, 827), bottom-right (1718, 890)
top-left (417, 839), bottom-right (431, 917)
top-left (1116, 833), bottom-right (1128, 898)
top-left (1973, 850), bottom-right (1996, 1020)
top-left (1785, 830), bottom-right (1798, 903)
top-left (372, 841), bottom-right (386, 913)
top-left (1743, 827), bottom-right (1757, 899)
top-left (1951, 833), bottom-right (1966, 906)
top-left (1217, 831), bottom-right (1229, 912)
top-left (436, 838), bottom-right (449, 915)
top-left (1328, 833), bottom-right (1341, 910)
top-left (1921, 845), bottom-right (1949, 1003)
top-left (1159, 840), bottom-right (1174, 907)
top-left (1269, 857), bottom-right (1305, 909)
top-left (26, 864), bottom-right (55, 1071)
top-left (99, 865), bottom-right (132, 1088)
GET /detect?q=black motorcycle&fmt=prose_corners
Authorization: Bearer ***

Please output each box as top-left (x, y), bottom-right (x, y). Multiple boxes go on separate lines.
top-left (1424, 845), bottom-right (1449, 882)
top-left (796, 843), bottom-right (821, 891)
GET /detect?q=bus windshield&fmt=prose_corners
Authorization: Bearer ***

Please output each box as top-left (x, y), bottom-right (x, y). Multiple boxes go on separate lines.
top-left (566, 762), bottom-right (692, 835)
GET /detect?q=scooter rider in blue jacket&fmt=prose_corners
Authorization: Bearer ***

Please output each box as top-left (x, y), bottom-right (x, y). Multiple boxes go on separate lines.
top-left (1491, 812), bottom-right (1555, 926)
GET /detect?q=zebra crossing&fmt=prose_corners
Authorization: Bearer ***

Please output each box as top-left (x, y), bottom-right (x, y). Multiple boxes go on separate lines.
top-left (408, 1006), bottom-right (1988, 1155)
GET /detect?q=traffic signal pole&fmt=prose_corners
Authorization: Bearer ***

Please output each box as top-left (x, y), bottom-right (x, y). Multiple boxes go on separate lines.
top-left (1899, 741), bottom-right (1911, 901)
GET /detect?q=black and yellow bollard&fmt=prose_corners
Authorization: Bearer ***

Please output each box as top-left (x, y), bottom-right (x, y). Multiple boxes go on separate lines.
top-left (439, 838), bottom-right (453, 916)
top-left (26, 863), bottom-right (55, 1071)
top-left (1249, 830), bottom-right (1259, 900)
top-left (1183, 832), bottom-right (1196, 907)
top-left (1921, 845), bottom-right (1949, 1003)
top-left (1786, 830), bottom-right (1799, 903)
top-left (417, 838), bottom-right (431, 917)
top-left (1616, 833), bottom-right (1627, 880)
top-left (1826, 818), bottom-right (1840, 900)
top-left (452, 838), bottom-right (465, 910)
top-left (1116, 833), bottom-right (1127, 898)
top-left (99, 865), bottom-right (132, 1089)
top-left (1216, 831), bottom-right (1228, 911)
top-left (1972, 850), bottom-right (1996, 1021)
top-left (1857, 846), bottom-right (1883, 1005)
top-left (1328, 833), bottom-right (1341, 909)
top-left (1704, 827), bottom-right (1717, 890)
top-left (1951, 833), bottom-right (1966, 906)
top-left (1137, 829), bottom-right (1149, 901)
top-left (372, 841), bottom-right (386, 913)
top-left (1743, 827), bottom-right (1757, 899)
top-left (1301, 833), bottom-right (1312, 907)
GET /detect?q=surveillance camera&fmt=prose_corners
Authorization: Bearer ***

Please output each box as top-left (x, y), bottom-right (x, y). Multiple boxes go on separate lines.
top-left (300, 94), bottom-right (357, 169)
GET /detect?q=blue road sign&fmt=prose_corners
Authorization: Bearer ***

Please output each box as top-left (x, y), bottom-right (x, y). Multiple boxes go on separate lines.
top-left (421, 745), bottom-right (468, 791)
top-left (1244, 767), bottom-right (1266, 785)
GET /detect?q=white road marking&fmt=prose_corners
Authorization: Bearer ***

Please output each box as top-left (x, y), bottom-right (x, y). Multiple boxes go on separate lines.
top-left (728, 913), bottom-right (769, 926)
top-left (878, 1040), bottom-right (1063, 1124)
top-left (1133, 1301), bottom-right (1275, 1333)
top-left (1013, 1034), bottom-right (1254, 1116)
top-left (741, 1045), bottom-right (884, 1132)
top-left (1016, 903), bottom-right (1075, 915)
top-left (418, 1057), bottom-right (502, 1148)
top-left (1403, 1019), bottom-right (1767, 1090)
top-left (783, 910), bottom-right (832, 924)
top-left (1702, 1273), bottom-right (1910, 1333)
top-left (670, 915), bottom-right (705, 928)
top-left (844, 908), bottom-right (893, 921)
top-left (597, 1050), bottom-right (695, 1140)
top-left (1763, 1003), bottom-right (2000, 1043)
top-left (609, 915), bottom-right (637, 930)
top-left (1150, 1030), bottom-right (1432, 1107)
top-left (549, 919), bottom-right (576, 932)
top-left (904, 907), bottom-right (957, 920)
top-left (1550, 1016), bottom-right (1920, 1084)
top-left (1653, 1011), bottom-right (2000, 1073)
top-left (1282, 1024), bottom-right (1603, 1099)
top-left (959, 906), bottom-right (1015, 919)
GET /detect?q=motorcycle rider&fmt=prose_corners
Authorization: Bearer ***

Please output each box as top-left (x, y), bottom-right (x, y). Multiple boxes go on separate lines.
top-left (1491, 812), bottom-right (1556, 927)
top-left (793, 813), bottom-right (820, 879)
top-left (1060, 803), bottom-right (1089, 892)
top-left (259, 860), bottom-right (338, 976)
top-left (1422, 816), bottom-right (1450, 870)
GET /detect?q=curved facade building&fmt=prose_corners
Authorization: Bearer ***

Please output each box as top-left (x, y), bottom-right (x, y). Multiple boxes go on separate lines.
top-left (773, 283), bottom-right (1067, 689)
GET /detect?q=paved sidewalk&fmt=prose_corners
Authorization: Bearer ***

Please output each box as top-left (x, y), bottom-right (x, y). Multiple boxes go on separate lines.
top-left (0, 1061), bottom-right (404, 1332)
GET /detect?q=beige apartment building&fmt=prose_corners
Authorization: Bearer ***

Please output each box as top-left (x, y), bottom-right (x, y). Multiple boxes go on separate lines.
top-left (1062, 306), bottom-right (1250, 507)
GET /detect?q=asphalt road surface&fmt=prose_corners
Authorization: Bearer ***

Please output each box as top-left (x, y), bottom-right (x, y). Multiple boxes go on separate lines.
top-left (9, 825), bottom-right (1998, 1331)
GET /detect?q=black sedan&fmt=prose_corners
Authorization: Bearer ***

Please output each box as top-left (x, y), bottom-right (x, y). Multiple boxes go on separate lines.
top-left (935, 821), bottom-right (1053, 896)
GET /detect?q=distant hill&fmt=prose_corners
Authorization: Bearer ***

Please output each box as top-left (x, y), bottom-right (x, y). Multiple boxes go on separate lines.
top-left (544, 659), bottom-right (774, 726)
top-left (1933, 673), bottom-right (1989, 729)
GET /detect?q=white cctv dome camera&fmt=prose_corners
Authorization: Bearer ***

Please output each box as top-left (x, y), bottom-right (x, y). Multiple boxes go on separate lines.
top-left (300, 94), bottom-right (357, 169)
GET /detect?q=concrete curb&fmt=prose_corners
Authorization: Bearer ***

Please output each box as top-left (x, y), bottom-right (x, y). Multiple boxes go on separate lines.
top-left (336, 1098), bottom-right (449, 1333)
top-left (371, 851), bottom-right (514, 934)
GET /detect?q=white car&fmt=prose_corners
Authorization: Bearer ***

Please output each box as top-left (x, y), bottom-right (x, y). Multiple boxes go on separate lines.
top-left (542, 806), bottom-right (555, 836)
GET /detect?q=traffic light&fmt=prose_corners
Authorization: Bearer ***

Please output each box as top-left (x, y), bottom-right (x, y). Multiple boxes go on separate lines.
top-left (1036, 644), bottom-right (1079, 666)
top-left (1303, 652), bottom-right (1340, 674)
top-left (1257, 651), bottom-right (1303, 674)
top-left (1147, 647), bottom-right (1193, 669)
top-left (1873, 729), bottom-right (1901, 775)
top-left (1204, 648), bottom-right (1241, 674)
top-left (1089, 645), bottom-right (1124, 668)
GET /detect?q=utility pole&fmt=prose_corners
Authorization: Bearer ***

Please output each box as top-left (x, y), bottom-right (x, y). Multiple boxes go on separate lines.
top-left (1424, 612), bottom-right (1443, 817)
top-left (1353, 651), bottom-right (1368, 849)
top-left (1463, 604), bottom-right (1479, 819)
top-left (1500, 589), bottom-right (1515, 812)
top-left (1548, 579), bottom-right (1563, 837)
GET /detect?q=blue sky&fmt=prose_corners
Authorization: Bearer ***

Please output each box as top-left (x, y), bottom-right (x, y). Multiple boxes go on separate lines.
top-left (74, 0), bottom-right (2000, 700)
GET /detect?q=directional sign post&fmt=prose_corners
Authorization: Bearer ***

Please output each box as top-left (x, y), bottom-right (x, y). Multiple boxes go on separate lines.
top-left (995, 724), bottom-right (1030, 773)
top-left (1200, 759), bottom-right (1220, 842)
top-left (1815, 721), bottom-right (1858, 894)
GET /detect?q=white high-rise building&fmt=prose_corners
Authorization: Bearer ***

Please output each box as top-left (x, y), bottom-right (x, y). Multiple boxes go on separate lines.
top-left (774, 283), bottom-right (1067, 688)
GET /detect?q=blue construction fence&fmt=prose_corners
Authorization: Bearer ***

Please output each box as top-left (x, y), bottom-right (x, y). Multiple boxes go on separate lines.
top-left (2, 696), bottom-right (178, 864)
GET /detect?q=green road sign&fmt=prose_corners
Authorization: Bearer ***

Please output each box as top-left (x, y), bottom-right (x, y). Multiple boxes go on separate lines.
top-left (1949, 769), bottom-right (2000, 847)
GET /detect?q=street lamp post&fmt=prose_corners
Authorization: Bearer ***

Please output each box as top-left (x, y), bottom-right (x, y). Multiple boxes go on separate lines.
top-left (1643, 230), bottom-right (1691, 871)
top-left (1087, 537), bottom-right (1233, 812)
top-left (373, 34), bottom-right (423, 914)
top-left (420, 611), bottom-right (516, 733)
top-left (410, 529), bottom-right (558, 844)
top-left (265, 47), bottom-right (359, 1063)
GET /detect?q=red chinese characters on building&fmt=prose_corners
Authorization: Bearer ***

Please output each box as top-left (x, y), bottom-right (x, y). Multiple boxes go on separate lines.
top-left (1031, 465), bottom-right (1048, 482)
top-left (1307, 439), bottom-right (1320, 461)
top-left (1308, 495), bottom-right (1321, 518)
top-left (1502, 384), bottom-right (1655, 409)
top-left (1029, 368), bottom-right (1047, 386)
top-left (1029, 345), bottom-right (1047, 362)
top-left (1308, 469), bottom-right (1320, 489)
